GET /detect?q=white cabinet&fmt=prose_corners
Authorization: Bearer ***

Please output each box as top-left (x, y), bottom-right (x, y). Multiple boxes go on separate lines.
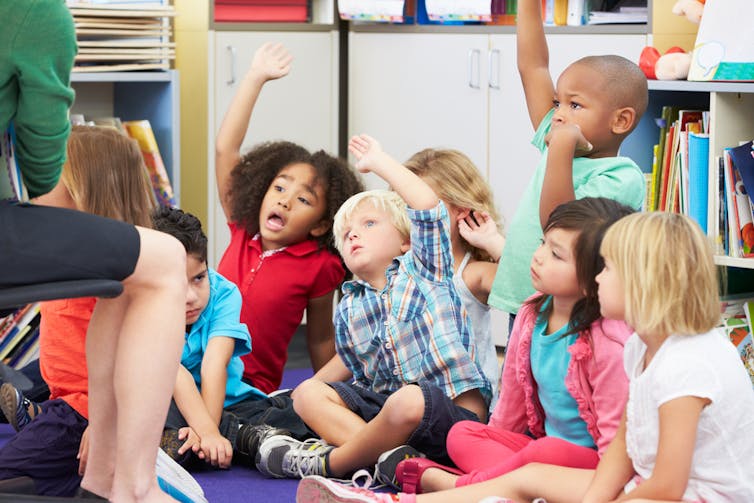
top-left (348, 32), bottom-right (489, 189)
top-left (207, 30), bottom-right (339, 265)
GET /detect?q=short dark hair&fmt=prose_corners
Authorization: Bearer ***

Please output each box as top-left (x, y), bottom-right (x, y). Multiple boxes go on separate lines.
top-left (152, 206), bottom-right (208, 263)
top-left (528, 197), bottom-right (635, 337)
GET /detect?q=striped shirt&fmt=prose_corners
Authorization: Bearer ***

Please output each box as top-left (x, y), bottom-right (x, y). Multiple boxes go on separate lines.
top-left (335, 202), bottom-right (491, 405)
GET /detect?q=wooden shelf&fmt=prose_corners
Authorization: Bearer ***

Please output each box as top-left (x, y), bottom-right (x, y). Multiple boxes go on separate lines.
top-left (714, 256), bottom-right (754, 269)
top-left (71, 70), bottom-right (176, 83)
top-left (648, 80), bottom-right (754, 94)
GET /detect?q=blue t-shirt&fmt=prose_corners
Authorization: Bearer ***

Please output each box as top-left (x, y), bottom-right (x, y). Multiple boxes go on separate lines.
top-left (182, 269), bottom-right (267, 407)
top-left (529, 299), bottom-right (595, 448)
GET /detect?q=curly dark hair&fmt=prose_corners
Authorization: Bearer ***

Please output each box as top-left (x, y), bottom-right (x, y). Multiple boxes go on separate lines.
top-left (152, 206), bottom-right (208, 264)
top-left (228, 141), bottom-right (364, 253)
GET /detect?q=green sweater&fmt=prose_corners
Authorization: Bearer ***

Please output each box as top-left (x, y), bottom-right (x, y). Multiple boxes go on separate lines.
top-left (0, 0), bottom-right (76, 198)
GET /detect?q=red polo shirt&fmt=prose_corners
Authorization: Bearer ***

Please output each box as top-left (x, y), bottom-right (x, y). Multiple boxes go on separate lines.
top-left (217, 223), bottom-right (344, 393)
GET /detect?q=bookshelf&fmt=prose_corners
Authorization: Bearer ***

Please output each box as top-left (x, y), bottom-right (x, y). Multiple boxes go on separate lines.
top-left (70, 70), bottom-right (181, 204)
top-left (633, 81), bottom-right (754, 270)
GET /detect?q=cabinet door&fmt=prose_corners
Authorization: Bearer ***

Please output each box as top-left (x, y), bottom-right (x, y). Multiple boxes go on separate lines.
top-left (349, 32), bottom-right (489, 189)
top-left (208, 30), bottom-right (339, 265)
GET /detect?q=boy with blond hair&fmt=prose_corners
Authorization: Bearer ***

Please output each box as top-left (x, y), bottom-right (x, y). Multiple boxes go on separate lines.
top-left (255, 135), bottom-right (491, 482)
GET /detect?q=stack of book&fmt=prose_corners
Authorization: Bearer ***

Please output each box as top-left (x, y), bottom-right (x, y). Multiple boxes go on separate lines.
top-left (0, 305), bottom-right (42, 370)
top-left (646, 107), bottom-right (710, 225)
top-left (715, 141), bottom-right (754, 258)
top-left (721, 294), bottom-right (754, 388)
top-left (67, 0), bottom-right (176, 72)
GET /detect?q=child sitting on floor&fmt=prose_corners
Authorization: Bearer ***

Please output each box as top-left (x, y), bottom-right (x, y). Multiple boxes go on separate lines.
top-left (255, 134), bottom-right (491, 483)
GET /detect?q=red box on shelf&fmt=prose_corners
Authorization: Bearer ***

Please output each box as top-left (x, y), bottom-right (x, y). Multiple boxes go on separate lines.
top-left (214, 0), bottom-right (311, 22)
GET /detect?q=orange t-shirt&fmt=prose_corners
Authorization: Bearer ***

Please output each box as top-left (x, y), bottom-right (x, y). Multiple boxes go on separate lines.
top-left (39, 297), bottom-right (96, 419)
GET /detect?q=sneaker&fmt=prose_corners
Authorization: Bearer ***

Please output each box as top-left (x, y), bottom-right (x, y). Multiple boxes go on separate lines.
top-left (0, 382), bottom-right (41, 431)
top-left (256, 434), bottom-right (333, 479)
top-left (156, 447), bottom-right (209, 503)
top-left (160, 429), bottom-right (193, 467)
top-left (374, 445), bottom-right (424, 489)
top-left (236, 423), bottom-right (291, 462)
top-left (296, 475), bottom-right (402, 503)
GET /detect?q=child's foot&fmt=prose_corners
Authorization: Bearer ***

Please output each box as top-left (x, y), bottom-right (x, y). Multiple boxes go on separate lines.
top-left (296, 476), bottom-right (406, 502)
top-left (256, 435), bottom-right (333, 479)
top-left (0, 382), bottom-right (41, 431)
top-left (374, 445), bottom-right (424, 489)
top-left (236, 423), bottom-right (291, 462)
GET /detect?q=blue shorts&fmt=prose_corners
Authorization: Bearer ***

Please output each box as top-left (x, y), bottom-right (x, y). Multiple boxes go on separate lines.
top-left (328, 381), bottom-right (480, 465)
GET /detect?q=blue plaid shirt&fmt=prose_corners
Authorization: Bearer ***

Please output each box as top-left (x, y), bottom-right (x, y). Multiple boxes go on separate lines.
top-left (335, 202), bottom-right (492, 405)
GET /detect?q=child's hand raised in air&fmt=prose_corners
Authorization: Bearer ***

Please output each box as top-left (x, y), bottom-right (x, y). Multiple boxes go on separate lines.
top-left (458, 210), bottom-right (505, 261)
top-left (545, 123), bottom-right (593, 157)
top-left (249, 42), bottom-right (293, 83)
top-left (348, 134), bottom-right (391, 174)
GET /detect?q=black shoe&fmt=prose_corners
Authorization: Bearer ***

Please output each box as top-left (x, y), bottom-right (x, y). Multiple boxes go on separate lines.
top-left (236, 424), bottom-right (291, 463)
top-left (74, 486), bottom-right (107, 499)
top-left (160, 429), bottom-right (193, 467)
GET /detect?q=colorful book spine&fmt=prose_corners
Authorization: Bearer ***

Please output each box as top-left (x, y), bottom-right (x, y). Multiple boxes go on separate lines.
top-left (123, 120), bottom-right (176, 207)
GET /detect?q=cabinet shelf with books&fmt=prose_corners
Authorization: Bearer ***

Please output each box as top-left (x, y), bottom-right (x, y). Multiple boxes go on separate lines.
top-left (70, 70), bottom-right (181, 204)
top-left (635, 81), bottom-right (754, 270)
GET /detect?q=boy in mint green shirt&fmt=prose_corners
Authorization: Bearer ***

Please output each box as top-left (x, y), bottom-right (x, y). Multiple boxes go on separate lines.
top-left (488, 0), bottom-right (647, 317)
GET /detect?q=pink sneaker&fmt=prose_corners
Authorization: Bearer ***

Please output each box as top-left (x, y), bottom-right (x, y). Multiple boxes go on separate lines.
top-left (296, 476), bottom-right (402, 503)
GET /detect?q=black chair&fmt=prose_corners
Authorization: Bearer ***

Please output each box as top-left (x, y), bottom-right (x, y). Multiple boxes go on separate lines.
top-left (0, 279), bottom-right (122, 500)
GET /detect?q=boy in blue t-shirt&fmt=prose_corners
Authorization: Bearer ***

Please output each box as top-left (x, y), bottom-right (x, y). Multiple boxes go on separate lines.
top-left (488, 0), bottom-right (649, 320)
top-left (152, 207), bottom-right (314, 469)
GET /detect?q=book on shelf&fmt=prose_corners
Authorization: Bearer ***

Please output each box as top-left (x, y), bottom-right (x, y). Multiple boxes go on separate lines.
top-left (123, 120), bottom-right (176, 207)
top-left (722, 297), bottom-right (754, 388)
top-left (0, 305), bottom-right (41, 362)
top-left (5, 326), bottom-right (40, 369)
top-left (688, 131), bottom-right (710, 233)
top-left (1, 129), bottom-right (28, 203)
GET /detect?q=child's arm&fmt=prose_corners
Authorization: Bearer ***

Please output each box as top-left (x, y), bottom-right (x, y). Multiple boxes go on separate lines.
top-left (517, 0), bottom-right (555, 131)
top-left (612, 396), bottom-right (708, 502)
top-left (458, 210), bottom-right (504, 303)
top-left (215, 42), bottom-right (292, 221)
top-left (173, 362), bottom-right (233, 468)
top-left (582, 410), bottom-right (635, 503)
top-left (348, 135), bottom-right (438, 211)
top-left (305, 292), bottom-right (337, 373)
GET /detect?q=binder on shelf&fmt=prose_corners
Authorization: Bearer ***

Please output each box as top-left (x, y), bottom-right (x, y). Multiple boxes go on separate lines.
top-left (338, 0), bottom-right (409, 23)
top-left (687, 132), bottom-right (709, 233)
top-left (215, 0), bottom-right (311, 23)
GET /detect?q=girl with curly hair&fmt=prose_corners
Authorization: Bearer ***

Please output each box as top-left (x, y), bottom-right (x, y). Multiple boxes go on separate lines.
top-left (215, 42), bottom-right (364, 394)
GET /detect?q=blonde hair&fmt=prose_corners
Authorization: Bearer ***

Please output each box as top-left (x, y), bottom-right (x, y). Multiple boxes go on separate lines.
top-left (332, 189), bottom-right (409, 254)
top-left (600, 212), bottom-right (719, 337)
top-left (404, 148), bottom-right (502, 262)
top-left (63, 126), bottom-right (156, 228)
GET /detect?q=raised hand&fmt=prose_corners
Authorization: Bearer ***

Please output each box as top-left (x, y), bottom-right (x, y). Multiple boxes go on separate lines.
top-left (249, 42), bottom-right (293, 83)
top-left (348, 134), bottom-right (386, 174)
top-left (458, 211), bottom-right (505, 260)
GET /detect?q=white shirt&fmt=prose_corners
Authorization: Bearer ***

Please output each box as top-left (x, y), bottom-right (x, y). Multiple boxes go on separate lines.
top-left (623, 329), bottom-right (754, 502)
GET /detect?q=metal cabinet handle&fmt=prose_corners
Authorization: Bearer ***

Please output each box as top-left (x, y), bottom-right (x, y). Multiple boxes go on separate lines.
top-left (226, 45), bottom-right (236, 86)
top-left (468, 49), bottom-right (481, 89)
top-left (489, 49), bottom-right (501, 90)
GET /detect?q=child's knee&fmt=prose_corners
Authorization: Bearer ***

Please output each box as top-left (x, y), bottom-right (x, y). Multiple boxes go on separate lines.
top-left (381, 385), bottom-right (424, 427)
top-left (292, 378), bottom-right (332, 416)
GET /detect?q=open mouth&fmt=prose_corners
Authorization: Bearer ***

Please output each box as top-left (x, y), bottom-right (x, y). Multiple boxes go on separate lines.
top-left (265, 211), bottom-right (286, 231)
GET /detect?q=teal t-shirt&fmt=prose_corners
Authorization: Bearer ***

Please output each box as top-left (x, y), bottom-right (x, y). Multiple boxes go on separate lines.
top-left (529, 299), bottom-right (595, 448)
top-left (488, 110), bottom-right (645, 314)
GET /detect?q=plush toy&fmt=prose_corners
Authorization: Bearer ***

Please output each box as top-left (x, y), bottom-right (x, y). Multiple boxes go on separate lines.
top-left (640, 46), bottom-right (692, 80)
top-left (639, 0), bottom-right (704, 80)
top-left (672, 0), bottom-right (705, 24)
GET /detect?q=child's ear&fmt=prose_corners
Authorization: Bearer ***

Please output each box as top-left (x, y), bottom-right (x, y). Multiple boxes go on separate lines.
top-left (455, 207), bottom-right (472, 220)
top-left (611, 107), bottom-right (636, 135)
top-left (400, 237), bottom-right (411, 254)
top-left (309, 219), bottom-right (331, 238)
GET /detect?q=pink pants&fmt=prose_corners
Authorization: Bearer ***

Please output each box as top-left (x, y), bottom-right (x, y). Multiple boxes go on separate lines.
top-left (447, 420), bottom-right (600, 487)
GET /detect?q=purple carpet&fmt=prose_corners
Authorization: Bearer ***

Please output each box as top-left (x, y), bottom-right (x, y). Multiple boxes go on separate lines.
top-left (0, 367), bottom-right (315, 503)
